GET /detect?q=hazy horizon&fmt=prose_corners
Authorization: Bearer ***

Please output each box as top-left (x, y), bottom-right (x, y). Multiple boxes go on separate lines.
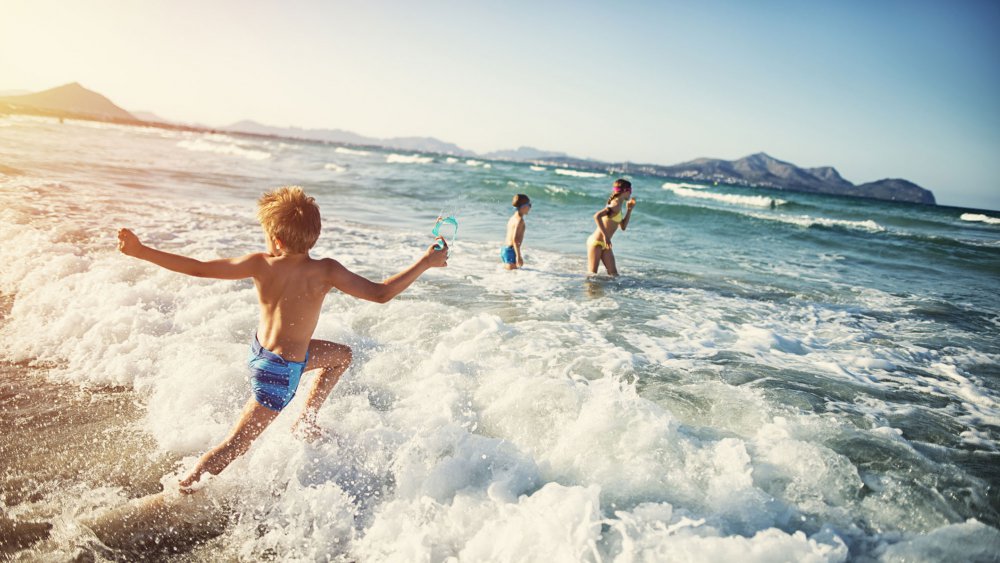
top-left (2, 0), bottom-right (998, 209)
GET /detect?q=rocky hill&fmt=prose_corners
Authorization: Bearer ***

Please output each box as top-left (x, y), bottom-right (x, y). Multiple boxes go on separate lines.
top-left (854, 179), bottom-right (935, 204)
top-left (0, 82), bottom-right (135, 121)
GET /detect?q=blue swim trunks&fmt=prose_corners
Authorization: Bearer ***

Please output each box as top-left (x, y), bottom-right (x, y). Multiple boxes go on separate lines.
top-left (248, 335), bottom-right (309, 412)
top-left (500, 245), bottom-right (517, 265)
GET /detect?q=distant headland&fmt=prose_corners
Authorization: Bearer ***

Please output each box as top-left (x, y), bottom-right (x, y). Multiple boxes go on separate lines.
top-left (535, 154), bottom-right (936, 205)
top-left (0, 82), bottom-right (936, 205)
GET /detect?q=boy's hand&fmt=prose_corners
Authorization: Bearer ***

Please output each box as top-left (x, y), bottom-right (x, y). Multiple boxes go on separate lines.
top-left (117, 228), bottom-right (144, 257)
top-left (425, 237), bottom-right (448, 267)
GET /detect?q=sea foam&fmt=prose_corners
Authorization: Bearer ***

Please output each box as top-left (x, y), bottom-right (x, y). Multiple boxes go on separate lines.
top-left (555, 168), bottom-right (606, 179)
top-left (1, 117), bottom-right (997, 561)
top-left (335, 146), bottom-right (372, 156)
top-left (177, 135), bottom-right (271, 160)
top-left (386, 153), bottom-right (434, 164)
top-left (661, 181), bottom-right (707, 190)
top-left (961, 212), bottom-right (1000, 225)
top-left (746, 212), bottom-right (886, 232)
top-left (0, 184), bottom-right (876, 559)
top-left (663, 184), bottom-right (784, 208)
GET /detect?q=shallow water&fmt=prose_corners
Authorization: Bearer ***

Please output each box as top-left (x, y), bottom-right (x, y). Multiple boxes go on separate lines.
top-left (1, 115), bottom-right (999, 561)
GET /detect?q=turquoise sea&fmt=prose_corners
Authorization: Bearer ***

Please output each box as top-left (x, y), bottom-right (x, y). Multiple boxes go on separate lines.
top-left (1, 115), bottom-right (998, 561)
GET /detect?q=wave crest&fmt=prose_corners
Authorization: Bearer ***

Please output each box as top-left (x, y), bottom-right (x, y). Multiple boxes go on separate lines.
top-left (747, 212), bottom-right (885, 232)
top-left (554, 169), bottom-right (606, 179)
top-left (176, 138), bottom-right (270, 160)
top-left (664, 184), bottom-right (784, 208)
top-left (961, 213), bottom-right (1000, 226)
top-left (335, 147), bottom-right (371, 156)
top-left (387, 154), bottom-right (434, 164)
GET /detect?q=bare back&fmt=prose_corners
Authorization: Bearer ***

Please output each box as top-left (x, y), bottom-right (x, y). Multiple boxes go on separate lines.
top-left (590, 198), bottom-right (625, 242)
top-left (252, 254), bottom-right (335, 362)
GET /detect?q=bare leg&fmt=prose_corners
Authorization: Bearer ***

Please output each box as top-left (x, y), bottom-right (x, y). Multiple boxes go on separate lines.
top-left (179, 397), bottom-right (280, 493)
top-left (587, 243), bottom-right (603, 274)
top-left (292, 339), bottom-right (352, 441)
top-left (601, 248), bottom-right (619, 276)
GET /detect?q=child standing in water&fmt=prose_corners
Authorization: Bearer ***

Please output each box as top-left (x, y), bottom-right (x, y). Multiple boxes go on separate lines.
top-left (587, 178), bottom-right (636, 276)
top-left (501, 194), bottom-right (531, 270)
top-left (117, 186), bottom-right (448, 493)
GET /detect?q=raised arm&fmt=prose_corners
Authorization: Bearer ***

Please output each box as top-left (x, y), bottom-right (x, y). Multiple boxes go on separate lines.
top-left (620, 198), bottom-right (636, 231)
top-left (118, 228), bottom-right (263, 280)
top-left (325, 240), bottom-right (448, 303)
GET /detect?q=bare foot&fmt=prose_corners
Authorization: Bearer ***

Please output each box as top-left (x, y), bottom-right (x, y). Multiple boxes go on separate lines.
top-left (292, 417), bottom-right (326, 443)
top-left (178, 471), bottom-right (207, 495)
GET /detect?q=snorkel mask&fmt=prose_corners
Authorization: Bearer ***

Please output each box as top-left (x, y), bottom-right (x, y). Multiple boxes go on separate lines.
top-left (432, 216), bottom-right (458, 250)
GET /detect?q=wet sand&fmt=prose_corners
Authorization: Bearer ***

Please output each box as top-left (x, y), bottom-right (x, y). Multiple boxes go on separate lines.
top-left (0, 362), bottom-right (193, 559)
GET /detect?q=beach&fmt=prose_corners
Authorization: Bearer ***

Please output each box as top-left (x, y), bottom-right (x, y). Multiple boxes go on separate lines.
top-left (1, 115), bottom-right (999, 561)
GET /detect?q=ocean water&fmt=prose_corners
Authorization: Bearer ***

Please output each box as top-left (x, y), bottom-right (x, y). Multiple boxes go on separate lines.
top-left (1, 115), bottom-right (999, 561)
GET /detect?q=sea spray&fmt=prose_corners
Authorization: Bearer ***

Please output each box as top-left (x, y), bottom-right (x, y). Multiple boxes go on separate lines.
top-left (1, 117), bottom-right (997, 560)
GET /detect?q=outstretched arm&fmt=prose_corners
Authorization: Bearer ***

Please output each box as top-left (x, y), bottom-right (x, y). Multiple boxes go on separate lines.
top-left (117, 228), bottom-right (262, 280)
top-left (326, 239), bottom-right (448, 303)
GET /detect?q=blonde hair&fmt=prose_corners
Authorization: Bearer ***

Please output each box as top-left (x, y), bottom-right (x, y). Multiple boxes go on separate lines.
top-left (256, 186), bottom-right (321, 253)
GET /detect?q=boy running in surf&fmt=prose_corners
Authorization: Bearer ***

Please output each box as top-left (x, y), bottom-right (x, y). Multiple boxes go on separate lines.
top-left (118, 185), bottom-right (448, 492)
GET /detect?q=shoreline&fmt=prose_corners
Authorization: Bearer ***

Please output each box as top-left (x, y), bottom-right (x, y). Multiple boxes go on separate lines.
top-left (0, 362), bottom-right (179, 558)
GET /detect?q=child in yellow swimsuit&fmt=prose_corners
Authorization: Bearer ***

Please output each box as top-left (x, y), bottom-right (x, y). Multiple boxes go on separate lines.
top-left (587, 178), bottom-right (636, 276)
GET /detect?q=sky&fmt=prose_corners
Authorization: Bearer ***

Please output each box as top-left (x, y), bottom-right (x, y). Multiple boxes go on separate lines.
top-left (2, 0), bottom-right (999, 209)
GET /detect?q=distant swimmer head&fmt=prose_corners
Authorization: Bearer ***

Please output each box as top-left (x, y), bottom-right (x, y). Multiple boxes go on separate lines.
top-left (432, 216), bottom-right (458, 250)
top-left (513, 193), bottom-right (532, 214)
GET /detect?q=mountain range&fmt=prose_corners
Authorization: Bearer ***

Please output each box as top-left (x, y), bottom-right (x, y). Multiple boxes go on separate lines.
top-left (225, 120), bottom-right (474, 156)
top-left (538, 153), bottom-right (935, 204)
top-left (0, 82), bottom-right (935, 204)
